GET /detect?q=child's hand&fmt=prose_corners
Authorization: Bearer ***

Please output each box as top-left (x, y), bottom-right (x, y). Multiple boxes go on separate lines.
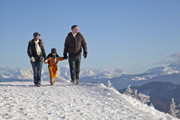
top-left (44, 60), bottom-right (48, 64)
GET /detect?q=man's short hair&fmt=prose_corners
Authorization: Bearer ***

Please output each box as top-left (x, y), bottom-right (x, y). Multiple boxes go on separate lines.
top-left (71, 25), bottom-right (78, 30)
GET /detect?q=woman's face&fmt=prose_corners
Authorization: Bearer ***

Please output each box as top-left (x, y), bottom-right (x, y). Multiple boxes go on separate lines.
top-left (35, 35), bottom-right (40, 40)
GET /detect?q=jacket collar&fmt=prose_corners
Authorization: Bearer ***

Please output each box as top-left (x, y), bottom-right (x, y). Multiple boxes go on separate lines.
top-left (68, 32), bottom-right (81, 37)
top-left (30, 39), bottom-right (43, 44)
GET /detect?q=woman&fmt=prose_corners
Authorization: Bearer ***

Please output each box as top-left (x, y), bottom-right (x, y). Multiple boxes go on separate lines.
top-left (27, 32), bottom-right (47, 87)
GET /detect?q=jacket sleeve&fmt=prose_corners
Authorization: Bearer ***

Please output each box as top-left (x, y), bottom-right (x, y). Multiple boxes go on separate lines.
top-left (63, 36), bottom-right (69, 56)
top-left (27, 42), bottom-right (33, 58)
top-left (81, 35), bottom-right (87, 53)
top-left (57, 57), bottom-right (64, 61)
top-left (46, 58), bottom-right (51, 63)
top-left (41, 43), bottom-right (47, 60)
top-left (47, 54), bottom-right (51, 59)
top-left (57, 54), bottom-right (60, 58)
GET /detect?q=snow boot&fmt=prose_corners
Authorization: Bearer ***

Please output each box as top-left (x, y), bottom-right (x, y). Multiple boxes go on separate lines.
top-left (51, 83), bottom-right (54, 85)
top-left (75, 80), bottom-right (79, 85)
top-left (51, 78), bottom-right (54, 85)
top-left (37, 83), bottom-right (41, 87)
top-left (70, 80), bottom-right (74, 83)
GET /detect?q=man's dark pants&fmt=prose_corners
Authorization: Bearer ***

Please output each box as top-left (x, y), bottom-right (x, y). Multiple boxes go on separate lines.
top-left (31, 61), bottom-right (43, 84)
top-left (69, 53), bottom-right (81, 82)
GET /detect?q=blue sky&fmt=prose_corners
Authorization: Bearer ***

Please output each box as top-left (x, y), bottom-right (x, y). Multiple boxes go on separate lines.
top-left (0, 0), bottom-right (180, 73)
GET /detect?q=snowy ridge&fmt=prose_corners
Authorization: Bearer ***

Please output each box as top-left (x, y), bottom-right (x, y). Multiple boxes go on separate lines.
top-left (131, 65), bottom-right (180, 81)
top-left (1, 64), bottom-right (180, 82)
top-left (1, 64), bottom-right (180, 90)
top-left (146, 66), bottom-right (180, 76)
top-left (0, 80), bottom-right (178, 120)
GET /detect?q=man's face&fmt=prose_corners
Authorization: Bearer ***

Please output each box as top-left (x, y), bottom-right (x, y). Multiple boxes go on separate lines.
top-left (35, 35), bottom-right (40, 40)
top-left (72, 27), bottom-right (78, 34)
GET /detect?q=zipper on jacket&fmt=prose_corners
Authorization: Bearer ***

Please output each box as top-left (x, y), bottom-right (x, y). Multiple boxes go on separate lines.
top-left (74, 37), bottom-right (76, 54)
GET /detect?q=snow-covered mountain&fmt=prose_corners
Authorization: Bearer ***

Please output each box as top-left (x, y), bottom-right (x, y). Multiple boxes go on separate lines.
top-left (1, 64), bottom-right (180, 90)
top-left (0, 66), bottom-right (124, 81)
top-left (80, 64), bottom-right (180, 90)
top-left (0, 80), bottom-right (177, 120)
top-left (131, 64), bottom-right (180, 81)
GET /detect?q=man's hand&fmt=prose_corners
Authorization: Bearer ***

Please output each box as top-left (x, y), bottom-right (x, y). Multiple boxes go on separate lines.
top-left (63, 54), bottom-right (68, 59)
top-left (83, 52), bottom-right (87, 58)
top-left (31, 57), bottom-right (35, 62)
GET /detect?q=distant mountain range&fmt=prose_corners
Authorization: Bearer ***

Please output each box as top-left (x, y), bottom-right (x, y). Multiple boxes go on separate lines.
top-left (0, 66), bottom-right (123, 81)
top-left (1, 64), bottom-right (180, 90)
top-left (80, 64), bottom-right (180, 90)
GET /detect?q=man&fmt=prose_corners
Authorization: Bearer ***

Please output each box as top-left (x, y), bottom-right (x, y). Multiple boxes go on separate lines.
top-left (63, 25), bottom-right (88, 85)
top-left (27, 32), bottom-right (47, 87)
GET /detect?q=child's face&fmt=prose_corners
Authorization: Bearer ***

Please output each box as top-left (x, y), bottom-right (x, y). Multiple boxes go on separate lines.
top-left (52, 53), bottom-right (56, 56)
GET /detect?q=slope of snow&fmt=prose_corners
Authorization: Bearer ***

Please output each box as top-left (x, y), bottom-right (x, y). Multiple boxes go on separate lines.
top-left (0, 80), bottom-right (177, 120)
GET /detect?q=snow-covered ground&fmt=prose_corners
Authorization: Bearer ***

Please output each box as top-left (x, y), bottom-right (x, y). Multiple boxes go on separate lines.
top-left (0, 80), bottom-right (178, 120)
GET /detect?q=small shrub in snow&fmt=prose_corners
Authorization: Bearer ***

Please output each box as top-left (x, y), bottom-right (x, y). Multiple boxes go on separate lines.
top-left (125, 85), bottom-right (133, 97)
top-left (137, 93), bottom-right (150, 104)
top-left (107, 80), bottom-right (116, 90)
top-left (107, 80), bottom-right (112, 88)
top-left (169, 98), bottom-right (178, 118)
top-left (150, 103), bottom-right (154, 108)
top-left (132, 89), bottom-right (138, 99)
top-left (124, 85), bottom-right (151, 105)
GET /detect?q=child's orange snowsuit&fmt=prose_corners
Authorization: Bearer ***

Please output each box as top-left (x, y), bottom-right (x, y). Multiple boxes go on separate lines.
top-left (46, 57), bottom-right (64, 83)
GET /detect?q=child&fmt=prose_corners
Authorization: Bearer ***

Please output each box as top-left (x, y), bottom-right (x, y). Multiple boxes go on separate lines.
top-left (45, 48), bottom-right (65, 85)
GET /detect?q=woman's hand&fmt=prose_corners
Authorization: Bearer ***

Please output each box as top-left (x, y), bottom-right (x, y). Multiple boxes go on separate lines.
top-left (31, 57), bottom-right (35, 62)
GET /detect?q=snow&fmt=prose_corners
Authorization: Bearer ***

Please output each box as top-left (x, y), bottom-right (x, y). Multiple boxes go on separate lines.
top-left (0, 80), bottom-right (177, 120)
top-left (146, 66), bottom-right (180, 76)
top-left (131, 75), bottom-right (158, 81)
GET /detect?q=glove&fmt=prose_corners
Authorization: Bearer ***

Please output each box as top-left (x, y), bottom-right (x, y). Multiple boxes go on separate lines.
top-left (31, 57), bottom-right (35, 62)
top-left (63, 54), bottom-right (68, 59)
top-left (44, 60), bottom-right (48, 64)
top-left (83, 52), bottom-right (87, 58)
